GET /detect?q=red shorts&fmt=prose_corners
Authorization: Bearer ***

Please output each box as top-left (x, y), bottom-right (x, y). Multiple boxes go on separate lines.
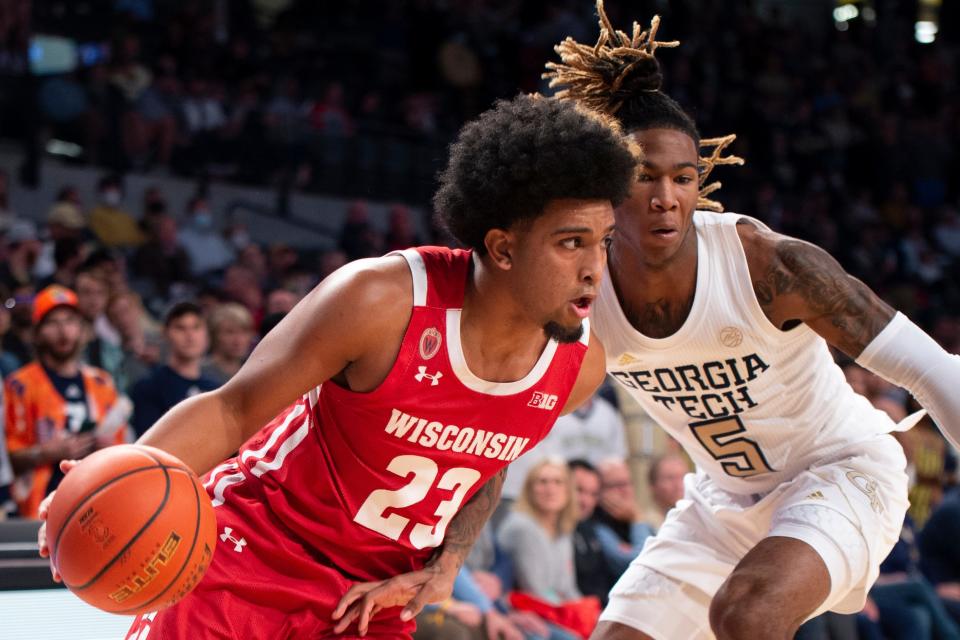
top-left (125, 464), bottom-right (415, 640)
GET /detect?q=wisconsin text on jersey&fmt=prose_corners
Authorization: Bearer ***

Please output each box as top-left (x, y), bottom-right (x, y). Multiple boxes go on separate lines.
top-left (610, 353), bottom-right (770, 419)
top-left (384, 408), bottom-right (530, 461)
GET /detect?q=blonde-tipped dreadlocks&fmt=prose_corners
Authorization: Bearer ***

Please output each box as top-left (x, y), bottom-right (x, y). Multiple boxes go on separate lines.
top-left (544, 0), bottom-right (744, 212)
top-left (544, 6), bottom-right (678, 116)
top-left (697, 135), bottom-right (746, 212)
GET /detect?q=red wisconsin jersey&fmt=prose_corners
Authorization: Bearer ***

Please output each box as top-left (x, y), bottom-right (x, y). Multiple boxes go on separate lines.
top-left (209, 247), bottom-right (590, 582)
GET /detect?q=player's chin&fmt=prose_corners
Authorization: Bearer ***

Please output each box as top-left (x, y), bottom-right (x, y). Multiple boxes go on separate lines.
top-left (543, 319), bottom-right (584, 344)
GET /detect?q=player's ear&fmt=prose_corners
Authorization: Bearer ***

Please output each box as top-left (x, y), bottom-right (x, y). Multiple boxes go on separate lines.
top-left (484, 228), bottom-right (513, 271)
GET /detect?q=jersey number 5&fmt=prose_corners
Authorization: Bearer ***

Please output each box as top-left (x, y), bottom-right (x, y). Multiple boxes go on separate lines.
top-left (353, 454), bottom-right (482, 549)
top-left (689, 415), bottom-right (775, 478)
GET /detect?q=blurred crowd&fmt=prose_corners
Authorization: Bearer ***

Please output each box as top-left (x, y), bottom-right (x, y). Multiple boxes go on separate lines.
top-left (0, 0), bottom-right (955, 336)
top-left (0, 1), bottom-right (958, 639)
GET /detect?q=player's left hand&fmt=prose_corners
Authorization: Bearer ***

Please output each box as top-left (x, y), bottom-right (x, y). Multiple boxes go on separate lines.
top-left (331, 557), bottom-right (458, 636)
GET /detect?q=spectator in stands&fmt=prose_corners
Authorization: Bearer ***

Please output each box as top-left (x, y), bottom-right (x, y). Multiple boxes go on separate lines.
top-left (2, 289), bottom-right (34, 372)
top-left (0, 287), bottom-right (22, 378)
top-left (222, 263), bottom-right (263, 320)
top-left (89, 175), bottom-right (145, 249)
top-left (33, 202), bottom-right (88, 283)
top-left (310, 82), bottom-right (354, 137)
top-left (265, 76), bottom-right (307, 147)
top-left (75, 265), bottom-right (125, 390)
top-left (127, 55), bottom-right (178, 169)
top-left (54, 185), bottom-right (82, 208)
top-left (129, 301), bottom-right (218, 437)
top-left (3, 286), bottom-right (125, 517)
top-left (869, 515), bottom-right (960, 640)
top-left (177, 196), bottom-right (234, 276)
top-left (384, 205), bottom-right (422, 252)
top-left (339, 201), bottom-right (383, 261)
top-left (0, 388), bottom-right (14, 518)
top-left (498, 459), bottom-right (581, 604)
top-left (0, 169), bottom-right (13, 230)
top-left (178, 76), bottom-right (228, 173)
top-left (318, 249), bottom-right (348, 280)
top-left (934, 207), bottom-right (960, 259)
top-left (502, 393), bottom-right (627, 506)
top-left (920, 489), bottom-right (960, 623)
top-left (570, 459), bottom-right (621, 605)
top-left (237, 243), bottom-right (268, 286)
top-left (264, 288), bottom-right (299, 315)
top-left (414, 565), bottom-right (526, 640)
top-left (141, 186), bottom-right (169, 231)
top-left (592, 458), bottom-right (655, 558)
top-left (548, 396), bottom-right (626, 464)
top-left (647, 453), bottom-right (690, 528)
top-left (36, 237), bottom-right (85, 291)
top-left (266, 243), bottom-right (298, 287)
top-left (84, 248), bottom-right (130, 300)
top-left (106, 290), bottom-right (160, 389)
top-left (131, 212), bottom-right (192, 298)
top-left (201, 302), bottom-right (253, 385)
top-left (0, 220), bottom-right (41, 291)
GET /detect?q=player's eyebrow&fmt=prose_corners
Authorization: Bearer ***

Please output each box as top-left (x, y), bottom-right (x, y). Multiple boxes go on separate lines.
top-left (641, 160), bottom-right (698, 171)
top-left (552, 223), bottom-right (616, 236)
top-left (552, 226), bottom-right (591, 235)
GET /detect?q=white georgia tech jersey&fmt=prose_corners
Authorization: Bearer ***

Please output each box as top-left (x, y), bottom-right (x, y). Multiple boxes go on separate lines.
top-left (594, 210), bottom-right (898, 494)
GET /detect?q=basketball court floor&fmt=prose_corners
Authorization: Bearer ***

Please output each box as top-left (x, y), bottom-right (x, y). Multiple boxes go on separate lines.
top-left (1, 588), bottom-right (132, 639)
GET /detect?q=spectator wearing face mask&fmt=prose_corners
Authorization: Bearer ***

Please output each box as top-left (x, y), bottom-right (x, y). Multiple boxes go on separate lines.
top-left (177, 196), bottom-right (235, 276)
top-left (88, 174), bottom-right (146, 249)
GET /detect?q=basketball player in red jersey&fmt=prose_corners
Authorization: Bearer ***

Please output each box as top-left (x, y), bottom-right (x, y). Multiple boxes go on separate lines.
top-left (37, 95), bottom-right (639, 639)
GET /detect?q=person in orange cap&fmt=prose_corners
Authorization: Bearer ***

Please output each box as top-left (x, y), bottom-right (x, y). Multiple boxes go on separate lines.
top-left (3, 285), bottom-right (126, 517)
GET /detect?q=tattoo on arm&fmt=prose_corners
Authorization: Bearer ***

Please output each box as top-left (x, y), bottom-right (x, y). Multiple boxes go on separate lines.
top-left (753, 238), bottom-right (894, 357)
top-left (436, 468), bottom-right (506, 566)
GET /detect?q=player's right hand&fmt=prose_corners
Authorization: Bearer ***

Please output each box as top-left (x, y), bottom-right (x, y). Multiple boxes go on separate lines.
top-left (37, 459), bottom-right (80, 582)
top-left (331, 556), bottom-right (457, 636)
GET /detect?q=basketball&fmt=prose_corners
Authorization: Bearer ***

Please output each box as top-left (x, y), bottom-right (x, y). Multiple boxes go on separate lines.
top-left (45, 444), bottom-right (217, 615)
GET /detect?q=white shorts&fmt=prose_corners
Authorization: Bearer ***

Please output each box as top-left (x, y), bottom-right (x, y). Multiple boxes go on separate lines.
top-left (600, 435), bottom-right (909, 639)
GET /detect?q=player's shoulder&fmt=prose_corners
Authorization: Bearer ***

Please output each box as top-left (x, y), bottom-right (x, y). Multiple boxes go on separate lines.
top-left (333, 252), bottom-right (411, 283)
top-left (733, 214), bottom-right (795, 274)
top-left (308, 253), bottom-right (417, 346)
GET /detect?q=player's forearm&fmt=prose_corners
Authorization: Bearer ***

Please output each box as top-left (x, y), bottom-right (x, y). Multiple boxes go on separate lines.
top-left (856, 313), bottom-right (960, 448)
top-left (435, 468), bottom-right (506, 570)
top-left (137, 390), bottom-right (247, 475)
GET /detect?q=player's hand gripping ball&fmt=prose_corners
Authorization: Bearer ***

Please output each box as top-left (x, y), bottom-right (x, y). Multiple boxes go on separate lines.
top-left (45, 444), bottom-right (217, 614)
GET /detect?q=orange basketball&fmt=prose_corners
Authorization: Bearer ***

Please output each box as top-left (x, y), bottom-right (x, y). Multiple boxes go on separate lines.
top-left (46, 444), bottom-right (217, 615)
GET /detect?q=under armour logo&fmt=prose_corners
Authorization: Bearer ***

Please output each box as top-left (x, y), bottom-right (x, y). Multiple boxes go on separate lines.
top-left (414, 366), bottom-right (443, 386)
top-left (220, 526), bottom-right (247, 553)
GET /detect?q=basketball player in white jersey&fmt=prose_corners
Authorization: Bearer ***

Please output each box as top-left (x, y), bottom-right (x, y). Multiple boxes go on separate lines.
top-left (544, 4), bottom-right (960, 639)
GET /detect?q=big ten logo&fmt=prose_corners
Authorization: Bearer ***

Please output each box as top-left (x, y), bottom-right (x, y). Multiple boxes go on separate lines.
top-left (528, 392), bottom-right (558, 410)
top-left (109, 531), bottom-right (183, 604)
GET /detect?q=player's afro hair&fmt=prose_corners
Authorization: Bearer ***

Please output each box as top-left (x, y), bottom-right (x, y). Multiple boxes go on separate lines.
top-left (433, 94), bottom-right (638, 254)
